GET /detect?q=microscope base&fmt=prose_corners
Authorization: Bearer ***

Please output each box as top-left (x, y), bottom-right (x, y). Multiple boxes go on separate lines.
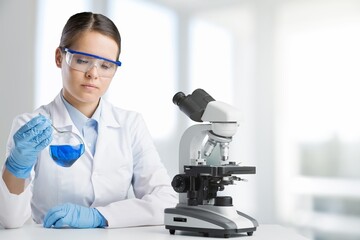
top-left (164, 204), bottom-right (258, 238)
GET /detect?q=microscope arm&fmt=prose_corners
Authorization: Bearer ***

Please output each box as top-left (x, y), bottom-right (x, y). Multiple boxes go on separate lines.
top-left (179, 124), bottom-right (212, 171)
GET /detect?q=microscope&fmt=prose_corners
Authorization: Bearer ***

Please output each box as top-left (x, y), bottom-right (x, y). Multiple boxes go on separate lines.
top-left (164, 89), bottom-right (258, 238)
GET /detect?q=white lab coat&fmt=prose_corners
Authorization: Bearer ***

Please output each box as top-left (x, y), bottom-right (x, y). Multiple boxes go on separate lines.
top-left (0, 93), bottom-right (178, 228)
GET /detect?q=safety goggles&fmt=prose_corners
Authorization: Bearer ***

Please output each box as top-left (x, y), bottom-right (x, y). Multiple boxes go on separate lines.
top-left (63, 48), bottom-right (122, 78)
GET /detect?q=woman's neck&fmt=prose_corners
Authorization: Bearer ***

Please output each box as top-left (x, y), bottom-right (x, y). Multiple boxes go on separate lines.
top-left (74, 102), bottom-right (99, 118)
top-left (62, 92), bottom-right (99, 118)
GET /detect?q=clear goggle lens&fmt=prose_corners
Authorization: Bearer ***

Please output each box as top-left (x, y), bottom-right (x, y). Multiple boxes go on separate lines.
top-left (64, 49), bottom-right (120, 78)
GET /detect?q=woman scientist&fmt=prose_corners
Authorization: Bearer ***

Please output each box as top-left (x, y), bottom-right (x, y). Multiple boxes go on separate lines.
top-left (0, 12), bottom-right (177, 229)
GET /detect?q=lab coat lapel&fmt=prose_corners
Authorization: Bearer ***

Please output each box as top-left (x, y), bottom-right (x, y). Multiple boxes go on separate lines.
top-left (93, 99), bottom-right (122, 167)
top-left (49, 92), bottom-right (77, 132)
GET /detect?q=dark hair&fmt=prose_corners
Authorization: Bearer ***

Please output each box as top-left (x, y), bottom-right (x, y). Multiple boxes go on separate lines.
top-left (59, 12), bottom-right (121, 59)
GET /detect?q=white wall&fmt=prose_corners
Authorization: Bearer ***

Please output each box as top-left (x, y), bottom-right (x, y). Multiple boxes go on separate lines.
top-left (0, 0), bottom-right (37, 165)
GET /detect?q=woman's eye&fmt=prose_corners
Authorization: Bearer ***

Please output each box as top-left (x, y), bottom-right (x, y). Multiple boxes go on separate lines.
top-left (76, 59), bottom-right (89, 64)
top-left (101, 63), bottom-right (113, 70)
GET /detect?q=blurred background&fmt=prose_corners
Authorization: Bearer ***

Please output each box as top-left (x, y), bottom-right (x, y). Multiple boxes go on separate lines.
top-left (1, 0), bottom-right (360, 239)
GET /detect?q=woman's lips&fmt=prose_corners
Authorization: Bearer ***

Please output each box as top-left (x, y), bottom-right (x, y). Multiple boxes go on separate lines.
top-left (81, 84), bottom-right (98, 89)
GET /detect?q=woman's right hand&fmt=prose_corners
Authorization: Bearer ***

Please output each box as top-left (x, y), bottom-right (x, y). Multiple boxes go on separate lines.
top-left (5, 115), bottom-right (53, 179)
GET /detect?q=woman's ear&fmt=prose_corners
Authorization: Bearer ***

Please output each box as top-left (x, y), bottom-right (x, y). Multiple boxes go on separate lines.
top-left (55, 47), bottom-right (63, 68)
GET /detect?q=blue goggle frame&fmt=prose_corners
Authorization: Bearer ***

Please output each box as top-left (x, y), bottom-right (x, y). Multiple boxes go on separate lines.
top-left (63, 48), bottom-right (122, 67)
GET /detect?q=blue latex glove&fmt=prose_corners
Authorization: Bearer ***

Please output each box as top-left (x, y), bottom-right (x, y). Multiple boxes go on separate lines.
top-left (43, 203), bottom-right (107, 228)
top-left (5, 115), bottom-right (53, 178)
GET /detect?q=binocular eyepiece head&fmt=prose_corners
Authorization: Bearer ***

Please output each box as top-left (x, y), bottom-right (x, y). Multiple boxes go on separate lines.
top-left (173, 89), bottom-right (215, 122)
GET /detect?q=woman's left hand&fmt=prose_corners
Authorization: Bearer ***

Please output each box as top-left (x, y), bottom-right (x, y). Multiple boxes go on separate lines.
top-left (43, 203), bottom-right (107, 228)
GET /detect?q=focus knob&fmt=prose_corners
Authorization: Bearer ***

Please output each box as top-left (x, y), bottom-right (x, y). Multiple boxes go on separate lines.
top-left (171, 174), bottom-right (189, 193)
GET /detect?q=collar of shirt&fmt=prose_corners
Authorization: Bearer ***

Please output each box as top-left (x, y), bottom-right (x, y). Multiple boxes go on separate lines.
top-left (60, 93), bottom-right (102, 133)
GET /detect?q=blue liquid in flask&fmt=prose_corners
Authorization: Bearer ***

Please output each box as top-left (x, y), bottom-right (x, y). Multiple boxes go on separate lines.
top-left (49, 144), bottom-right (85, 167)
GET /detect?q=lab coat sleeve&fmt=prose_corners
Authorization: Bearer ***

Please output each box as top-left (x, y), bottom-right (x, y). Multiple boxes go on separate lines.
top-left (0, 115), bottom-right (34, 228)
top-left (0, 168), bottom-right (32, 228)
top-left (96, 114), bottom-right (178, 228)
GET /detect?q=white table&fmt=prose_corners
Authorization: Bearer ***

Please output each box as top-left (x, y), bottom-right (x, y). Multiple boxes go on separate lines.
top-left (0, 224), bottom-right (309, 240)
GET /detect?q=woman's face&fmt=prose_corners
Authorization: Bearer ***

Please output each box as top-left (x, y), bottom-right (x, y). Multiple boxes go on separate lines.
top-left (56, 31), bottom-right (119, 108)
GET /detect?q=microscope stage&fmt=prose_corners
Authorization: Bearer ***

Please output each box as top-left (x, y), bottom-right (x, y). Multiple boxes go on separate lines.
top-left (183, 165), bottom-right (256, 176)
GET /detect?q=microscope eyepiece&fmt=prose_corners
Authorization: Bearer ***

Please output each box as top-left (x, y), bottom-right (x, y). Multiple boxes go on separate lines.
top-left (173, 89), bottom-right (215, 122)
top-left (172, 92), bottom-right (186, 106)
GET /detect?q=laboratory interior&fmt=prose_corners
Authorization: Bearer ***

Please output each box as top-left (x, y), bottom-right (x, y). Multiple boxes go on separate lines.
top-left (1, 0), bottom-right (360, 240)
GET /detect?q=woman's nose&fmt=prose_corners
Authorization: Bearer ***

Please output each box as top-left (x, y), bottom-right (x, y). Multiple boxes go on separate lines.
top-left (85, 64), bottom-right (99, 79)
